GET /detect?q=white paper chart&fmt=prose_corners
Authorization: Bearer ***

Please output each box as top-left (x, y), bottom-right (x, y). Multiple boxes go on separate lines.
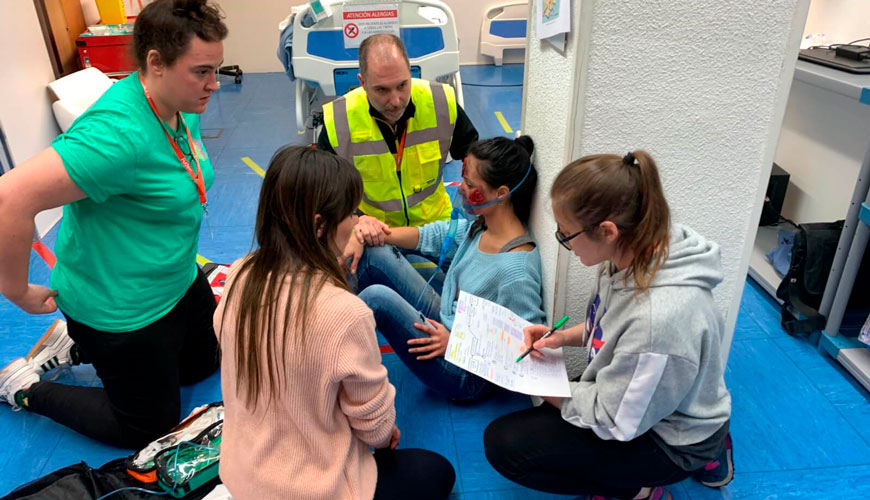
top-left (445, 291), bottom-right (571, 397)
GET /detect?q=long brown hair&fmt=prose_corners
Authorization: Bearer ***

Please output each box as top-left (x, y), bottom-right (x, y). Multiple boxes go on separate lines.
top-left (221, 146), bottom-right (363, 409)
top-left (551, 150), bottom-right (670, 291)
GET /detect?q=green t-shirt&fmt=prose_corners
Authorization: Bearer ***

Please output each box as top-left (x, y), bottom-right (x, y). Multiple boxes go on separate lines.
top-left (51, 72), bottom-right (214, 332)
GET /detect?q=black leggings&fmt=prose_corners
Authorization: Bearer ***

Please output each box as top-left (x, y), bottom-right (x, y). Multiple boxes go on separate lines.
top-left (28, 268), bottom-right (219, 448)
top-left (484, 405), bottom-right (691, 500)
top-left (373, 448), bottom-right (455, 500)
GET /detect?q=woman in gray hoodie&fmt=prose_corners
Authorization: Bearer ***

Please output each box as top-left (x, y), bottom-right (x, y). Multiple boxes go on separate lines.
top-left (484, 151), bottom-right (732, 500)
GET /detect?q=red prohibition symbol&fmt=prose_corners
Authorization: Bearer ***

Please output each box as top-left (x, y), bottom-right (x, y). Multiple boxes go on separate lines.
top-left (345, 23), bottom-right (359, 38)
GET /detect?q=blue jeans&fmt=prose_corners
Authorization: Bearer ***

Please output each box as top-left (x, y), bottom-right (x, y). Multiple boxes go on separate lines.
top-left (356, 245), bottom-right (492, 401)
top-left (402, 251), bottom-right (445, 296)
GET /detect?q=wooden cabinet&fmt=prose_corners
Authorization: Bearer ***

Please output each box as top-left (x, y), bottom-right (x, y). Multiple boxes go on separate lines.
top-left (34, 0), bottom-right (88, 77)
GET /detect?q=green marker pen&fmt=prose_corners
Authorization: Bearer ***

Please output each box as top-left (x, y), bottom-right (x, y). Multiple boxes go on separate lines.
top-left (515, 315), bottom-right (569, 363)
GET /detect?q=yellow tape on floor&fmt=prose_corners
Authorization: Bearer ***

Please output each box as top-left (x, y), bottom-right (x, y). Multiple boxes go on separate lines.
top-left (495, 111), bottom-right (513, 134)
top-left (241, 157), bottom-right (265, 178)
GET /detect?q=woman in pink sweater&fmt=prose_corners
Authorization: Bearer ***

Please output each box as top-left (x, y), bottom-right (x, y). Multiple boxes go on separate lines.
top-left (215, 146), bottom-right (455, 500)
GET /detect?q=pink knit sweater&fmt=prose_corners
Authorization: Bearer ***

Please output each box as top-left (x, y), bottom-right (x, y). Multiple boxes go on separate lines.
top-left (215, 265), bottom-right (396, 500)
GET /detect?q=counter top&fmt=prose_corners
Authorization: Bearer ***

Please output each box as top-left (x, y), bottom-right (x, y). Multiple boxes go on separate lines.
top-left (794, 59), bottom-right (870, 103)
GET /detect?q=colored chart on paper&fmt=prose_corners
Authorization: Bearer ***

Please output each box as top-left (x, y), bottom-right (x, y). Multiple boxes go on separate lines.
top-left (446, 291), bottom-right (570, 397)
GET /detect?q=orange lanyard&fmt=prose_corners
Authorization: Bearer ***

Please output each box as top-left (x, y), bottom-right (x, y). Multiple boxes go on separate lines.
top-left (141, 79), bottom-right (208, 214)
top-left (395, 127), bottom-right (408, 172)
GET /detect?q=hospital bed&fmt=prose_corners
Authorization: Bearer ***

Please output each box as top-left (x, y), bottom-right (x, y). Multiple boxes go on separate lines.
top-left (479, 1), bottom-right (529, 66)
top-left (280, 0), bottom-right (464, 136)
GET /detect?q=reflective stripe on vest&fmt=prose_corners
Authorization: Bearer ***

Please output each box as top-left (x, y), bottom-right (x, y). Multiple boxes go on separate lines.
top-left (325, 79), bottom-right (456, 225)
top-left (406, 83), bottom-right (451, 208)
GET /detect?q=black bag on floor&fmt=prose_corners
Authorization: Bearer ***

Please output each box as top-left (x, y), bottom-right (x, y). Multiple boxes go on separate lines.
top-left (3, 459), bottom-right (151, 500)
top-left (2, 435), bottom-right (223, 500)
top-left (3, 402), bottom-right (225, 500)
top-left (776, 221), bottom-right (870, 336)
top-left (1, 458), bottom-right (221, 500)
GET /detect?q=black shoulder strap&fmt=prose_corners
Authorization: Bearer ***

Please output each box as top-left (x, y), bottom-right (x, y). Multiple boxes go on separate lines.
top-left (500, 233), bottom-right (536, 253)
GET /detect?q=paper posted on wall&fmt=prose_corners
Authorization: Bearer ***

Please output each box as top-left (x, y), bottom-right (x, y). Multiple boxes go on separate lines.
top-left (535, 0), bottom-right (571, 51)
top-left (445, 291), bottom-right (571, 397)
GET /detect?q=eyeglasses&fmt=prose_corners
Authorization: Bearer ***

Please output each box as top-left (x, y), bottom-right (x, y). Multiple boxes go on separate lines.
top-left (175, 135), bottom-right (196, 165)
top-left (555, 227), bottom-right (592, 250)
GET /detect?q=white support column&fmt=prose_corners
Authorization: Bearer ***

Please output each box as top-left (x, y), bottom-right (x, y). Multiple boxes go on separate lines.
top-left (524, 0), bottom-right (811, 362)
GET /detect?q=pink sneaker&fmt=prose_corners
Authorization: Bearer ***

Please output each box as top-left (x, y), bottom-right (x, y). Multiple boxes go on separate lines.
top-left (692, 433), bottom-right (734, 488)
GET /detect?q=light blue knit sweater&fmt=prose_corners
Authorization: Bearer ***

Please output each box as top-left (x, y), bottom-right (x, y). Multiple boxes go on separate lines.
top-left (416, 219), bottom-right (546, 330)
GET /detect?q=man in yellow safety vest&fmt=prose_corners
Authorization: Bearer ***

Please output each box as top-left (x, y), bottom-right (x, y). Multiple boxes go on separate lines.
top-left (318, 33), bottom-right (478, 272)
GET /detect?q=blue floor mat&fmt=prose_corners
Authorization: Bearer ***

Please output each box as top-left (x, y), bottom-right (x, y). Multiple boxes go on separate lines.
top-left (3, 70), bottom-right (870, 499)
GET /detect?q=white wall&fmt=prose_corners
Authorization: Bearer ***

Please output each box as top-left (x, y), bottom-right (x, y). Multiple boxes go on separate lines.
top-left (524, 0), bottom-right (810, 362)
top-left (213, 0), bottom-right (300, 73)
top-left (0, 0), bottom-right (64, 236)
top-left (803, 0), bottom-right (870, 44)
top-left (775, 79), bottom-right (870, 223)
top-left (521, 3), bottom-right (584, 319)
top-left (787, 0), bottom-right (870, 224)
top-left (520, 0), bottom-right (588, 376)
top-left (0, 1), bottom-right (61, 163)
top-left (214, 0), bottom-right (526, 73)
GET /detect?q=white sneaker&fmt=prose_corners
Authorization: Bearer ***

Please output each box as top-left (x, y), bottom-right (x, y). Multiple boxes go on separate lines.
top-left (26, 319), bottom-right (75, 376)
top-left (0, 358), bottom-right (39, 407)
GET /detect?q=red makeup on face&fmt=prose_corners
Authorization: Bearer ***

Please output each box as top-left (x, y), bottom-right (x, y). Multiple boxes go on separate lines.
top-left (461, 155), bottom-right (489, 208)
top-left (467, 189), bottom-right (485, 205)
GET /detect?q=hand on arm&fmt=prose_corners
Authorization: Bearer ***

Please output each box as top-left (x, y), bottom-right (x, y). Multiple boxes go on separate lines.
top-left (341, 217), bottom-right (421, 273)
top-left (353, 216), bottom-right (422, 249)
top-left (354, 215), bottom-right (391, 247)
top-left (0, 148), bottom-right (85, 314)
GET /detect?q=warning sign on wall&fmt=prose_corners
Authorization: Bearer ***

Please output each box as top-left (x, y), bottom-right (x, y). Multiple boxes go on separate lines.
top-left (342, 3), bottom-right (400, 49)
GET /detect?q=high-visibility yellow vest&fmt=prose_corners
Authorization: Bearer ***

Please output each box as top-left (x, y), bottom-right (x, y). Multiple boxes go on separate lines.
top-left (323, 78), bottom-right (457, 227)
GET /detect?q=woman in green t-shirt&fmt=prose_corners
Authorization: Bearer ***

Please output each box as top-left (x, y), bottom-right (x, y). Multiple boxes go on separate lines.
top-left (0, 0), bottom-right (227, 448)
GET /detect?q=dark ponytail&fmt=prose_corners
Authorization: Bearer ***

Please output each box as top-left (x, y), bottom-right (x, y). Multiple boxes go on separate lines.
top-left (551, 149), bottom-right (670, 291)
top-left (466, 135), bottom-right (538, 236)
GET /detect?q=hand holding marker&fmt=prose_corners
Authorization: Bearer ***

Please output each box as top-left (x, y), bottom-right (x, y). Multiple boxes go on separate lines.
top-left (516, 315), bottom-right (569, 363)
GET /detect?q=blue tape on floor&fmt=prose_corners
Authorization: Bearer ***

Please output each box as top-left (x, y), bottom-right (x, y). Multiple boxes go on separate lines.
top-left (861, 87), bottom-right (870, 106)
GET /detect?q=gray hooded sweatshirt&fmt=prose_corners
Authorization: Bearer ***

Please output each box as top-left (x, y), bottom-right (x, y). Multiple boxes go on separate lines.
top-left (561, 224), bottom-right (731, 448)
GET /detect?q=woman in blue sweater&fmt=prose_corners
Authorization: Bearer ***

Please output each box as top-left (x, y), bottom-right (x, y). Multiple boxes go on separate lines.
top-left (352, 136), bottom-right (546, 401)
